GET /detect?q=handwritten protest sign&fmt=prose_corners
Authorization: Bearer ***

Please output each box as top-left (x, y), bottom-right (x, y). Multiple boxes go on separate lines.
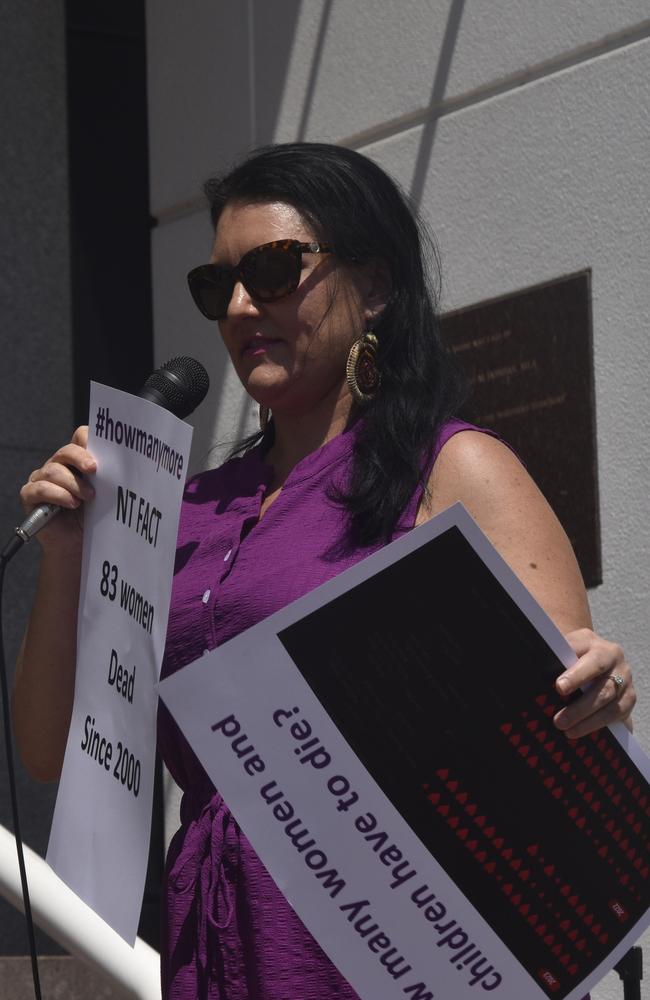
top-left (48, 382), bottom-right (192, 943)
top-left (160, 503), bottom-right (649, 1000)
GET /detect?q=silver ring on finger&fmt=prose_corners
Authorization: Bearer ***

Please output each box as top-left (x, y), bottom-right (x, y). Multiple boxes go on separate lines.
top-left (609, 673), bottom-right (624, 694)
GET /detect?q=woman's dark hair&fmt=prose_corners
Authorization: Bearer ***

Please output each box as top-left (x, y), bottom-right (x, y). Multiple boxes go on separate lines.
top-left (204, 142), bottom-right (466, 546)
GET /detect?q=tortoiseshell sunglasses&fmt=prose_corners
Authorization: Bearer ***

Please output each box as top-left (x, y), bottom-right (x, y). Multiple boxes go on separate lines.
top-left (187, 239), bottom-right (333, 320)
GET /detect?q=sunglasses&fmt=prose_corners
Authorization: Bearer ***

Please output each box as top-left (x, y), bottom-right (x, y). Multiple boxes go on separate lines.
top-left (187, 239), bottom-right (333, 320)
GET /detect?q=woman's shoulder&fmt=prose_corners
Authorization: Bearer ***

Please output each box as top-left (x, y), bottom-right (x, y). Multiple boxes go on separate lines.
top-left (428, 420), bottom-right (527, 518)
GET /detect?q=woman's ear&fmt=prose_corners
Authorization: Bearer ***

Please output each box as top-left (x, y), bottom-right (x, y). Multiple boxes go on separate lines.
top-left (362, 258), bottom-right (392, 326)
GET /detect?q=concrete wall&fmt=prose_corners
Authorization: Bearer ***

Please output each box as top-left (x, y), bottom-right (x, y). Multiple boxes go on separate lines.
top-left (146, 4), bottom-right (650, 997)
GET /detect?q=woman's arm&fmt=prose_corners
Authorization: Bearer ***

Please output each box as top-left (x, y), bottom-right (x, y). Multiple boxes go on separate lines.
top-left (11, 427), bottom-right (96, 781)
top-left (418, 430), bottom-right (636, 737)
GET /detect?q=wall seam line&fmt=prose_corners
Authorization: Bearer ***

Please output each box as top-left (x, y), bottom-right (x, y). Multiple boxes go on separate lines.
top-left (342, 23), bottom-right (650, 151)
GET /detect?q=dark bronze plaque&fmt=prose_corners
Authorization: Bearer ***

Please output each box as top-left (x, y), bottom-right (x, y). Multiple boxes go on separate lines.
top-left (440, 271), bottom-right (601, 587)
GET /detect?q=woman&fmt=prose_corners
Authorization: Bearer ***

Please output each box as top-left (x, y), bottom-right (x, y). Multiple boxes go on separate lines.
top-left (14, 143), bottom-right (635, 999)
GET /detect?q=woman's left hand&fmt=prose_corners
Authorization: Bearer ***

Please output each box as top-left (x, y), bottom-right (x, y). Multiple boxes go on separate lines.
top-left (553, 629), bottom-right (636, 738)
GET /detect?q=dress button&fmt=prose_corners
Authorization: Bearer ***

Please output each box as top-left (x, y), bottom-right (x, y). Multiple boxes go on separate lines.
top-left (201, 589), bottom-right (211, 604)
top-left (224, 548), bottom-right (232, 562)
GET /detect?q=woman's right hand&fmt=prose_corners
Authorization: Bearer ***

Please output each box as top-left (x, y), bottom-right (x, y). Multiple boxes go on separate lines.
top-left (19, 426), bottom-right (97, 553)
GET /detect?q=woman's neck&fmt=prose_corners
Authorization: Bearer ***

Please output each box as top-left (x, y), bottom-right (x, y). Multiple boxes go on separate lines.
top-left (264, 388), bottom-right (355, 488)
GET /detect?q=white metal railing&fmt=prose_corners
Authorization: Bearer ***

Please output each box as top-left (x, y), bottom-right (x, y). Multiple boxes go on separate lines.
top-left (0, 823), bottom-right (161, 998)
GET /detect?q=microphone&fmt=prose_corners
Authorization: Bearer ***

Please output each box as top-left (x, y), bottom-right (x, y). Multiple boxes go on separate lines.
top-left (2, 356), bottom-right (209, 562)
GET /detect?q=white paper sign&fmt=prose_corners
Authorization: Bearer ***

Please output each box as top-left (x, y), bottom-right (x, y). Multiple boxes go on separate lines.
top-left (48, 382), bottom-right (192, 943)
top-left (159, 503), bottom-right (649, 1000)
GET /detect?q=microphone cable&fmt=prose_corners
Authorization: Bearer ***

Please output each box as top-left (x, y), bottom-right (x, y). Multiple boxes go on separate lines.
top-left (0, 550), bottom-right (42, 998)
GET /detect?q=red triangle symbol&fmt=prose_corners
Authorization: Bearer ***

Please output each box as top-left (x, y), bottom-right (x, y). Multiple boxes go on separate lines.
top-left (591, 765), bottom-right (600, 778)
top-left (510, 734), bottom-right (521, 747)
top-left (518, 745), bottom-right (530, 757)
top-left (503, 883), bottom-right (513, 896)
top-left (568, 806), bottom-right (579, 819)
top-left (553, 787), bottom-right (563, 799)
top-left (560, 919), bottom-right (571, 931)
top-left (527, 719), bottom-right (539, 732)
top-left (576, 817), bottom-right (586, 828)
top-left (568, 964), bottom-right (579, 976)
top-left (511, 893), bottom-right (522, 906)
top-left (500, 723), bottom-right (513, 735)
top-left (568, 929), bottom-right (579, 941)
top-left (520, 903), bottom-right (530, 916)
top-left (544, 933), bottom-right (555, 946)
top-left (528, 756), bottom-right (540, 768)
top-left (560, 761), bottom-right (571, 773)
top-left (598, 845), bottom-right (608, 859)
top-left (559, 952), bottom-right (570, 965)
top-left (466, 803), bottom-right (477, 815)
top-left (544, 742), bottom-right (556, 754)
top-left (519, 869), bottom-right (531, 881)
top-left (476, 851), bottom-right (487, 863)
top-left (584, 791), bottom-right (593, 804)
top-left (584, 914), bottom-right (594, 927)
top-left (510, 857), bottom-right (522, 871)
top-left (576, 744), bottom-right (586, 757)
top-left (576, 904), bottom-right (586, 916)
top-left (544, 776), bottom-right (555, 789)
top-left (476, 815), bottom-right (486, 828)
top-left (467, 840), bottom-right (478, 852)
top-left (544, 864), bottom-right (555, 877)
top-left (502, 848), bottom-right (514, 860)
top-left (458, 828), bottom-right (469, 840)
top-left (592, 923), bottom-right (601, 935)
top-left (447, 816), bottom-right (459, 828)
top-left (528, 913), bottom-right (538, 926)
top-left (484, 861), bottom-right (496, 874)
top-left (437, 804), bottom-right (450, 816)
top-left (436, 768), bottom-right (450, 780)
top-left (535, 694), bottom-right (548, 706)
top-left (484, 826), bottom-right (496, 838)
top-left (560, 884), bottom-right (571, 897)
top-left (447, 780), bottom-right (459, 792)
top-left (427, 791), bottom-right (441, 805)
top-left (599, 933), bottom-right (609, 945)
top-left (553, 751), bottom-right (564, 764)
top-left (527, 844), bottom-right (539, 856)
top-left (568, 895), bottom-right (579, 907)
top-left (493, 837), bottom-right (505, 849)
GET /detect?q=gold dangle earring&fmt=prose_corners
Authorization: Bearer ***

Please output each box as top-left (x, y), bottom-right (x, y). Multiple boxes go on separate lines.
top-left (259, 404), bottom-right (271, 432)
top-left (346, 330), bottom-right (381, 404)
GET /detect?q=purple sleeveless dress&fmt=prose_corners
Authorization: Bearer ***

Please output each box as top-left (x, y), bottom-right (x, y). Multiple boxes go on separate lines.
top-left (158, 419), bottom-right (483, 999)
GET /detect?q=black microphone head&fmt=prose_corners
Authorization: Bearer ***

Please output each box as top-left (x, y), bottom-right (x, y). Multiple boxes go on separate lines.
top-left (138, 356), bottom-right (210, 418)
